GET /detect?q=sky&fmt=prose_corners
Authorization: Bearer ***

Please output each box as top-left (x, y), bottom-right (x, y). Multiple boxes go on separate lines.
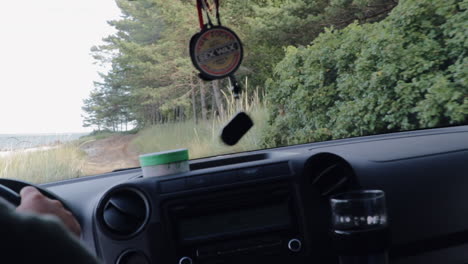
top-left (0, 0), bottom-right (121, 134)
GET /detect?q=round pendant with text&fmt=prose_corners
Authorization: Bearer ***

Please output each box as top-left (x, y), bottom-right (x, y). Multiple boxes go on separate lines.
top-left (190, 26), bottom-right (243, 80)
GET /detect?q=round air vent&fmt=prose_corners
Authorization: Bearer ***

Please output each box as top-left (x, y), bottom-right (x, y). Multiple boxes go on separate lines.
top-left (116, 250), bottom-right (150, 264)
top-left (97, 187), bottom-right (149, 239)
top-left (306, 153), bottom-right (357, 196)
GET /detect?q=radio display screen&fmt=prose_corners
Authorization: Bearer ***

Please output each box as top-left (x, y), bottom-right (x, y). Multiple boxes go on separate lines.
top-left (178, 202), bottom-right (291, 241)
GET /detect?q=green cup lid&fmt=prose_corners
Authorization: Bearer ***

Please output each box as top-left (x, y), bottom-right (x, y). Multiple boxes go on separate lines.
top-left (139, 148), bottom-right (189, 167)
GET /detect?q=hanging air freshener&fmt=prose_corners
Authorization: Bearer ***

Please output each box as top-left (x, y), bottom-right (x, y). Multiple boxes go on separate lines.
top-left (190, 0), bottom-right (243, 81)
top-left (190, 0), bottom-right (253, 146)
top-left (190, 26), bottom-right (243, 80)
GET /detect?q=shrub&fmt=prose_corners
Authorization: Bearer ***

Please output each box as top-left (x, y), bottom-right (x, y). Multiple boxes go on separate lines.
top-left (263, 0), bottom-right (467, 147)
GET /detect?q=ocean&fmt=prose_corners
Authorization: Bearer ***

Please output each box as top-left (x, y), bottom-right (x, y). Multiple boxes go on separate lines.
top-left (0, 133), bottom-right (88, 151)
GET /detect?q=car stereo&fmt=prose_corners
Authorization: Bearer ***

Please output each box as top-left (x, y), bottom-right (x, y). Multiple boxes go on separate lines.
top-left (161, 180), bottom-right (305, 264)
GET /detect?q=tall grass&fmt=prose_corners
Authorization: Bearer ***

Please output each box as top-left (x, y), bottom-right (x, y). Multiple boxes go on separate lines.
top-left (132, 82), bottom-right (270, 159)
top-left (0, 144), bottom-right (86, 184)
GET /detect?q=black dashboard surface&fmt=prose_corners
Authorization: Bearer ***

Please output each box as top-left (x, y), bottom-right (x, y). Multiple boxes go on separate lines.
top-left (41, 125), bottom-right (468, 263)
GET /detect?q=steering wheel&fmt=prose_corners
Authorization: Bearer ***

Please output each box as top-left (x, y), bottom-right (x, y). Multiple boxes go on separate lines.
top-left (0, 178), bottom-right (71, 210)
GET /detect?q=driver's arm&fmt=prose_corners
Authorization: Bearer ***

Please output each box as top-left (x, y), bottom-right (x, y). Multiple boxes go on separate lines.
top-left (0, 187), bottom-right (101, 264)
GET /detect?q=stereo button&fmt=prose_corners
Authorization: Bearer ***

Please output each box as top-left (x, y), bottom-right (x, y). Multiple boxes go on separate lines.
top-left (196, 246), bottom-right (216, 258)
top-left (288, 238), bottom-right (302, 252)
top-left (179, 257), bottom-right (193, 264)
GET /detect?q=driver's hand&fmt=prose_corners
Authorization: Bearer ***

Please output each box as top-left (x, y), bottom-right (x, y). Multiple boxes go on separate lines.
top-left (16, 186), bottom-right (81, 237)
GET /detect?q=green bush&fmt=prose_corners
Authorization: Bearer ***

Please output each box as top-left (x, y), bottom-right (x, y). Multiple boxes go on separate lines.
top-left (263, 0), bottom-right (467, 147)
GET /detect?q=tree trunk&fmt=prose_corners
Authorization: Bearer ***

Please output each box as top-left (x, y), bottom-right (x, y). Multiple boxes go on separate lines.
top-left (199, 79), bottom-right (208, 121)
top-left (179, 106), bottom-right (184, 121)
top-left (156, 102), bottom-right (161, 124)
top-left (191, 78), bottom-right (198, 124)
top-left (157, 109), bottom-right (162, 124)
top-left (152, 104), bottom-right (157, 125)
top-left (212, 80), bottom-right (225, 118)
top-left (211, 87), bottom-right (216, 119)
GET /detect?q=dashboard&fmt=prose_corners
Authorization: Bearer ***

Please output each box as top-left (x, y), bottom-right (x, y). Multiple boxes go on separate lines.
top-left (41, 125), bottom-right (468, 264)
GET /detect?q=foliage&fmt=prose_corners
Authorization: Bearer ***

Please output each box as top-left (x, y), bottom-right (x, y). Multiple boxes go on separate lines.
top-left (84, 0), bottom-right (198, 130)
top-left (263, 0), bottom-right (468, 147)
top-left (78, 131), bottom-right (117, 143)
top-left (82, 0), bottom-right (397, 131)
top-left (240, 0), bottom-right (397, 87)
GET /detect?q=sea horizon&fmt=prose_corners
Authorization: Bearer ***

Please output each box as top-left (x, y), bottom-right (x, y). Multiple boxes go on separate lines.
top-left (0, 132), bottom-right (91, 136)
top-left (0, 132), bottom-right (89, 151)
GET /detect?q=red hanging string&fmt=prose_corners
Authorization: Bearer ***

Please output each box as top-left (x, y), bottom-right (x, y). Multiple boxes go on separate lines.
top-left (196, 0), bottom-right (220, 29)
top-left (196, 0), bottom-right (204, 29)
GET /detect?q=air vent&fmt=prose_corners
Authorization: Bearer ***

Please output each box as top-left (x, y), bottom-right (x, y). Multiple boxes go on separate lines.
top-left (98, 188), bottom-right (149, 239)
top-left (306, 153), bottom-right (357, 196)
top-left (117, 250), bottom-right (150, 264)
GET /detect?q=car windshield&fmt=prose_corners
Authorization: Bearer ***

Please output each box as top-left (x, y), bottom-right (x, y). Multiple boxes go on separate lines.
top-left (0, 0), bottom-right (466, 183)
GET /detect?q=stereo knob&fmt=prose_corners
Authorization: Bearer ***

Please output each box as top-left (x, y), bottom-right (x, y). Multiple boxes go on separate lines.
top-left (288, 238), bottom-right (302, 252)
top-left (179, 257), bottom-right (193, 264)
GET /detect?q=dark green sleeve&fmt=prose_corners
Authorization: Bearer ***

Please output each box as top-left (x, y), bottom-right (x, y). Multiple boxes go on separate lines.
top-left (0, 201), bottom-right (101, 264)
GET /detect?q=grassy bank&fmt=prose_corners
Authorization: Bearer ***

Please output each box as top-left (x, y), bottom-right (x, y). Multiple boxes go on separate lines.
top-left (132, 107), bottom-right (269, 159)
top-left (132, 87), bottom-right (270, 159)
top-left (0, 144), bottom-right (86, 184)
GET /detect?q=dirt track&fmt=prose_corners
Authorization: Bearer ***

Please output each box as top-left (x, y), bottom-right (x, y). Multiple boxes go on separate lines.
top-left (80, 135), bottom-right (140, 175)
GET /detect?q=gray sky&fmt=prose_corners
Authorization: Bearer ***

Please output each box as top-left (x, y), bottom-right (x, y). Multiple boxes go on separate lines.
top-left (0, 0), bottom-right (121, 133)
